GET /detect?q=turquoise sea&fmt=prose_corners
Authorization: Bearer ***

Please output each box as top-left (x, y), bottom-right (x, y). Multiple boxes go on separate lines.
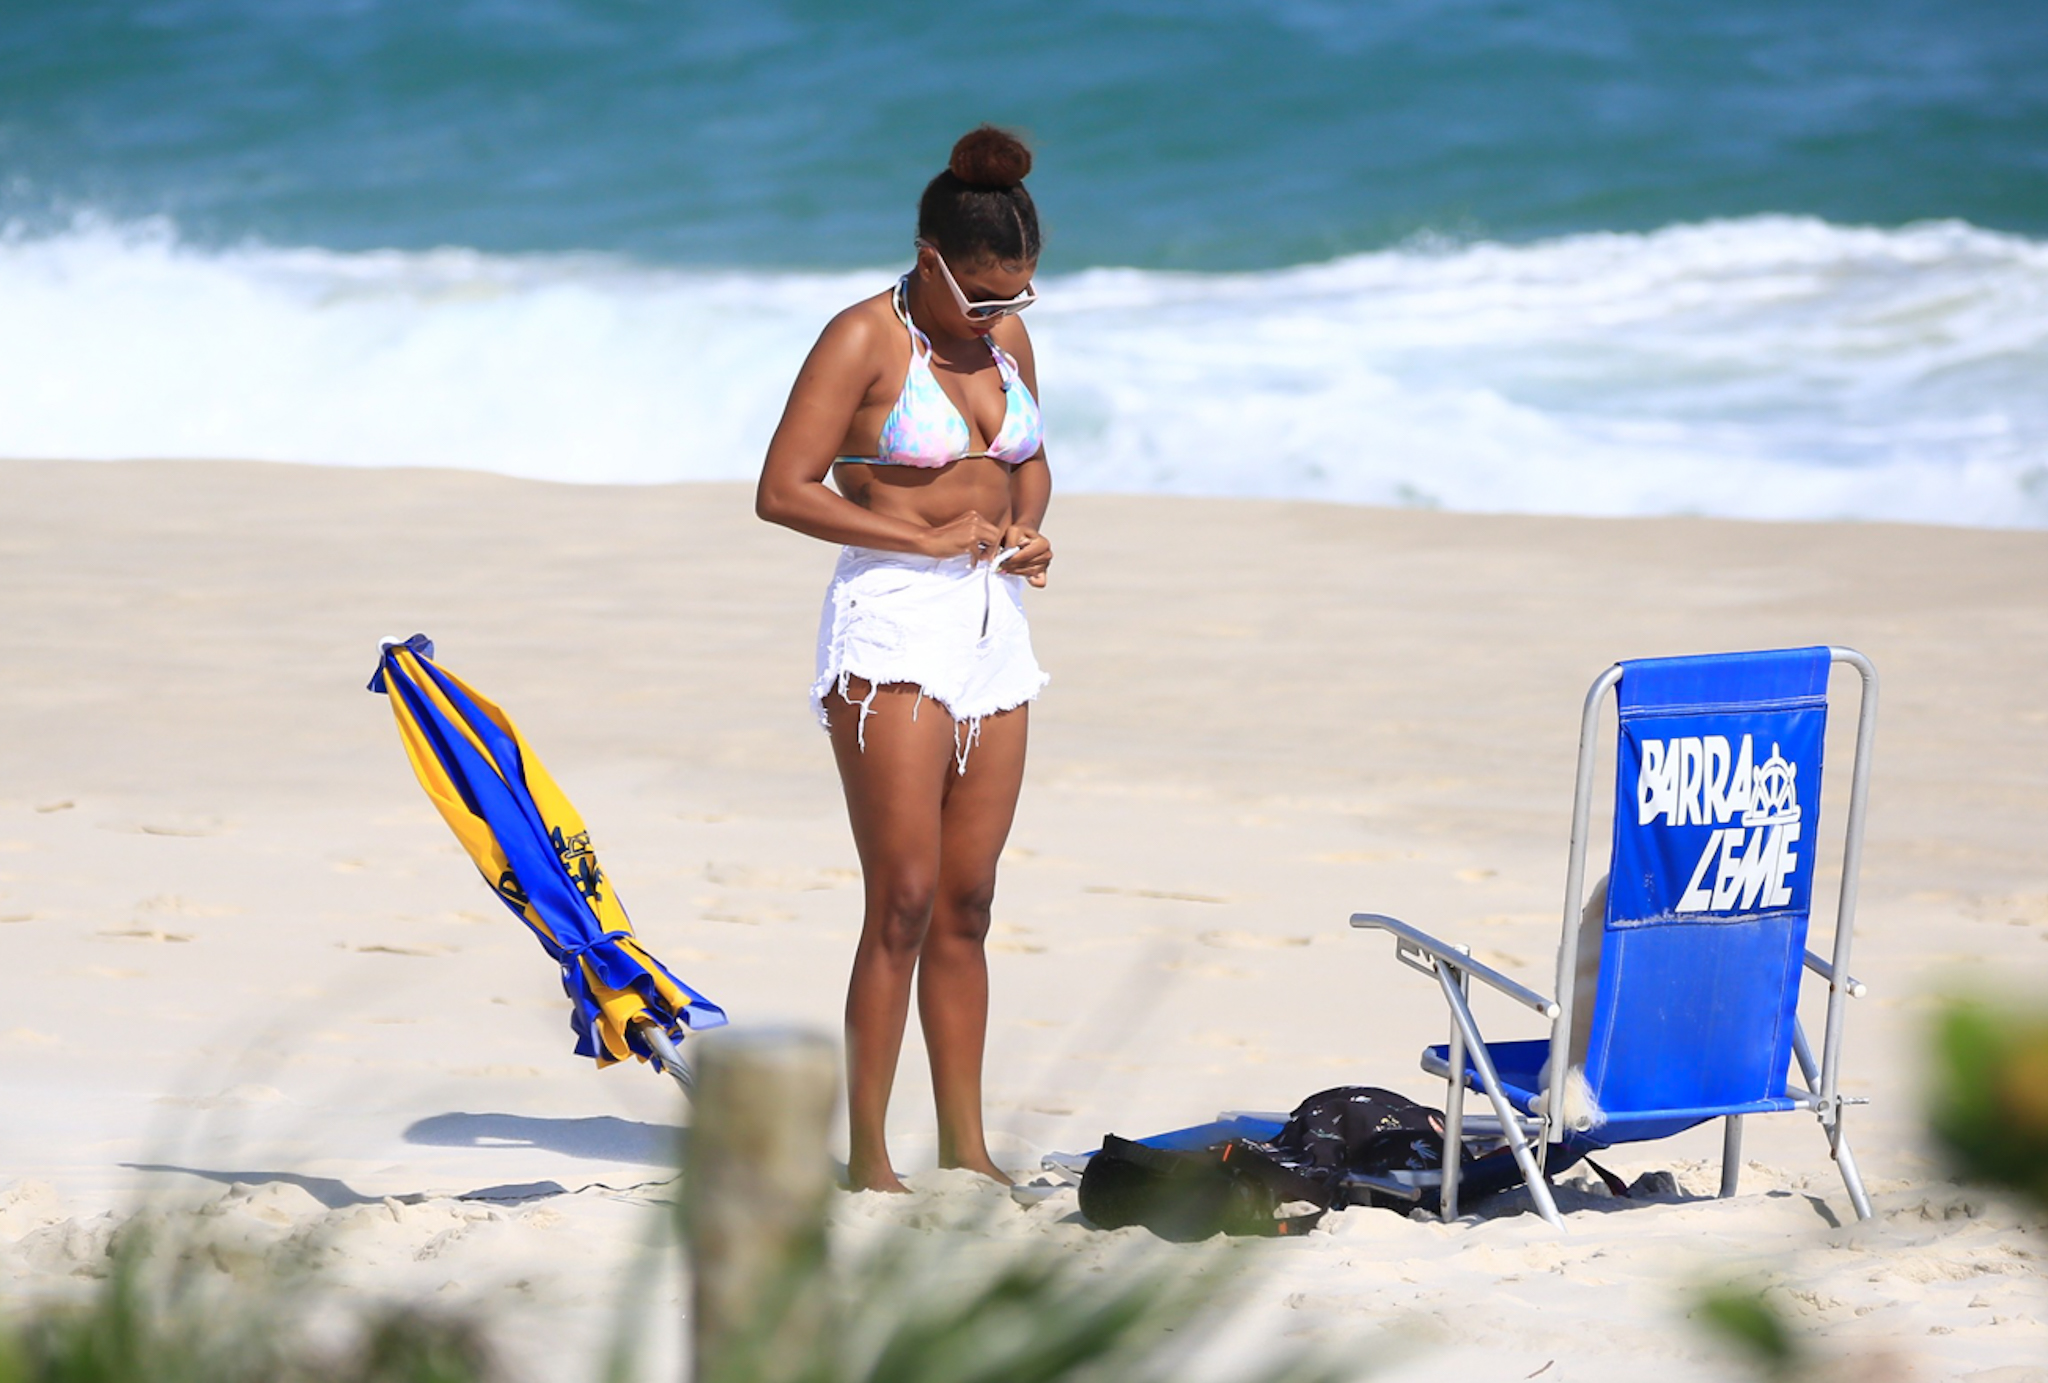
top-left (3, 1), bottom-right (2045, 523)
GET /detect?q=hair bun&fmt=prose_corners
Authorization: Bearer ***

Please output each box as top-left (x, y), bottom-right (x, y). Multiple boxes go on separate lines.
top-left (948, 125), bottom-right (1032, 189)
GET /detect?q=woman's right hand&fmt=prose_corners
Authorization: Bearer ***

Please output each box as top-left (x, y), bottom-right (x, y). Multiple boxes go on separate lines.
top-left (919, 510), bottom-right (1006, 563)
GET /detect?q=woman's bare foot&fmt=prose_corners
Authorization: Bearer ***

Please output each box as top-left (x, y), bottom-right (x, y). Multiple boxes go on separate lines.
top-left (847, 1159), bottom-right (911, 1193)
top-left (941, 1155), bottom-right (1014, 1187)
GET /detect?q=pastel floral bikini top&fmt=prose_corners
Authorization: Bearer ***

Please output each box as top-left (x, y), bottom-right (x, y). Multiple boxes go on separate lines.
top-left (835, 276), bottom-right (1043, 469)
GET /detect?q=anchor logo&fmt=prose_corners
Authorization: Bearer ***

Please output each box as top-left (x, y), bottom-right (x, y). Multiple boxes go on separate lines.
top-left (1636, 732), bottom-right (1810, 913)
top-left (1741, 743), bottom-right (1800, 827)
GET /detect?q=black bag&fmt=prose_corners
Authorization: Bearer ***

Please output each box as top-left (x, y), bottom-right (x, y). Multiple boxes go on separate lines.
top-left (1258, 1085), bottom-right (1449, 1211)
top-left (1077, 1135), bottom-right (1326, 1241)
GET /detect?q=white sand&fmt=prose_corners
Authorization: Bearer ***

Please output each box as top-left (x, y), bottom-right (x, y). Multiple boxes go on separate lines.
top-left (4, 458), bottom-right (2047, 1379)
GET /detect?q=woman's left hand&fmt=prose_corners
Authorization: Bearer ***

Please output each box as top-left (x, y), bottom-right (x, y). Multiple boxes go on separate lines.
top-left (998, 524), bottom-right (1053, 587)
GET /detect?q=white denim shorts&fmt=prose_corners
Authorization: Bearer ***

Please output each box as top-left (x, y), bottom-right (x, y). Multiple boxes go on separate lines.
top-left (812, 545), bottom-right (1048, 768)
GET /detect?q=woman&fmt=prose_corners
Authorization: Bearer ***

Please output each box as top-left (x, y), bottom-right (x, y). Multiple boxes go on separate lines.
top-left (755, 126), bottom-right (1052, 1193)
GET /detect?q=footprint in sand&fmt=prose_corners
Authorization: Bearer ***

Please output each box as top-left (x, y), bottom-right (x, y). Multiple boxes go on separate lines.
top-left (1982, 893), bottom-right (2048, 926)
top-left (152, 1084), bottom-right (285, 1109)
top-left (1197, 930), bottom-right (1311, 949)
top-left (97, 927), bottom-right (194, 943)
top-left (135, 893), bottom-right (239, 918)
top-left (702, 863), bottom-right (857, 891)
top-left (700, 905), bottom-right (796, 926)
top-left (1161, 959), bottom-right (1250, 979)
top-left (1084, 885), bottom-right (1229, 904)
top-left (989, 921), bottom-right (1046, 954)
top-left (101, 816), bottom-right (233, 837)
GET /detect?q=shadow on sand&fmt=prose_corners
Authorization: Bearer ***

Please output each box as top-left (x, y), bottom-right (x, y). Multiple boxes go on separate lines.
top-left (122, 1162), bottom-right (579, 1207)
top-left (402, 1111), bottom-right (684, 1166)
top-left (117, 1116), bottom-right (683, 1208)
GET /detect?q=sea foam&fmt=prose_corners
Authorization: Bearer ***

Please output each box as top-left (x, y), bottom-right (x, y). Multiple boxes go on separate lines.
top-left (2, 215), bottom-right (2042, 526)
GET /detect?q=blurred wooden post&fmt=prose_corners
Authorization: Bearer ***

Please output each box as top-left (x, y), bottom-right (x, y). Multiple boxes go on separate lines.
top-left (682, 1028), bottom-right (839, 1383)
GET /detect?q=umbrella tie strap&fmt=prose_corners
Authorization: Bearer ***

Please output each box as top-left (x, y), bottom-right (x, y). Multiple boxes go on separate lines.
top-left (559, 930), bottom-right (631, 968)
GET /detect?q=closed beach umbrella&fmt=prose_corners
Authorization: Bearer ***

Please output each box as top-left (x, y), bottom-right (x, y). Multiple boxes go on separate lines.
top-left (368, 634), bottom-right (725, 1089)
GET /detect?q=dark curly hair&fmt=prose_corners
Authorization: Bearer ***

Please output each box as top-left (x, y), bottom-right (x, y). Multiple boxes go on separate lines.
top-left (917, 125), bottom-right (1042, 266)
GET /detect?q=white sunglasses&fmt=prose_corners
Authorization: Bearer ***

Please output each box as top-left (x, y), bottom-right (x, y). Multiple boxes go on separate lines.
top-left (917, 240), bottom-right (1038, 321)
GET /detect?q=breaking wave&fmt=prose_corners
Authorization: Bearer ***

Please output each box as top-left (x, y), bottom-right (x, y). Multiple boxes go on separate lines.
top-left (2, 214), bottom-right (2043, 526)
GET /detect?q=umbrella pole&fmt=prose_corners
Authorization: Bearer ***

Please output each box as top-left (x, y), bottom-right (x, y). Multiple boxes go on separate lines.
top-left (635, 1020), bottom-right (695, 1095)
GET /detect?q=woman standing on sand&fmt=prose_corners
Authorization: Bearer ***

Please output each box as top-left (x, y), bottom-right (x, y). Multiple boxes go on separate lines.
top-left (754, 126), bottom-right (1052, 1193)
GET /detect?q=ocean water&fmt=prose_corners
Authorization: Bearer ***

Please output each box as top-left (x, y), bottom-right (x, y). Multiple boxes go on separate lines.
top-left (3, 0), bottom-right (2045, 525)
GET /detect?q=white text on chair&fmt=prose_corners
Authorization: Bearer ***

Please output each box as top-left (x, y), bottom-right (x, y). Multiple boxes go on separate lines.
top-left (1637, 735), bottom-right (1805, 913)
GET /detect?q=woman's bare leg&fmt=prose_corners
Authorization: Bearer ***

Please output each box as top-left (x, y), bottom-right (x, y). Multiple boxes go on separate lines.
top-left (920, 705), bottom-right (1027, 1182)
top-left (828, 680), bottom-right (958, 1192)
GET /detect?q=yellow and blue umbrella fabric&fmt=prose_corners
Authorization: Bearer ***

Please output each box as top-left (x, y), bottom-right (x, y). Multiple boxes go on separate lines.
top-left (368, 634), bottom-right (726, 1079)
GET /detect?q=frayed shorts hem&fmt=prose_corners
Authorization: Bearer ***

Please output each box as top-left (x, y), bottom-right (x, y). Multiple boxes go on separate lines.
top-left (810, 545), bottom-right (1048, 771)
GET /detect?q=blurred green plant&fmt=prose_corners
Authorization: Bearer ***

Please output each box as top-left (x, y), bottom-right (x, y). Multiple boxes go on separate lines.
top-left (1927, 999), bottom-right (2048, 1209)
top-left (0, 1219), bottom-right (495, 1383)
top-left (1694, 1286), bottom-right (1801, 1381)
top-left (647, 1188), bottom-right (1352, 1383)
top-left (826, 1220), bottom-right (1347, 1383)
top-left (1696, 996), bottom-right (2048, 1379)
top-left (1, 1198), bottom-right (1351, 1383)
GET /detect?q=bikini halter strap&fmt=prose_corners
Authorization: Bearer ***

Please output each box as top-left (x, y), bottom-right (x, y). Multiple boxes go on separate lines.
top-left (895, 273), bottom-right (1003, 368)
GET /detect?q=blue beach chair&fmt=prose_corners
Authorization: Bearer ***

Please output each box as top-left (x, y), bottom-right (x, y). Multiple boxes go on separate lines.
top-left (1352, 647), bottom-right (1878, 1228)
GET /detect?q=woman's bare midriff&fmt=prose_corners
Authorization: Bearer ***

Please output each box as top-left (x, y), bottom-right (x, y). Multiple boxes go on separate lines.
top-left (832, 457), bottom-right (1016, 534)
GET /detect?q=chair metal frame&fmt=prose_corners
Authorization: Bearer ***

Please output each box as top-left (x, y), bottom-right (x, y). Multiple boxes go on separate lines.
top-left (1353, 647), bottom-right (1878, 1229)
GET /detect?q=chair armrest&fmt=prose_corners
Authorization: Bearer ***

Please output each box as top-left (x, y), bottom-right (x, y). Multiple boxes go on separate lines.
top-left (1803, 949), bottom-right (1867, 998)
top-left (1351, 912), bottom-right (1560, 1018)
